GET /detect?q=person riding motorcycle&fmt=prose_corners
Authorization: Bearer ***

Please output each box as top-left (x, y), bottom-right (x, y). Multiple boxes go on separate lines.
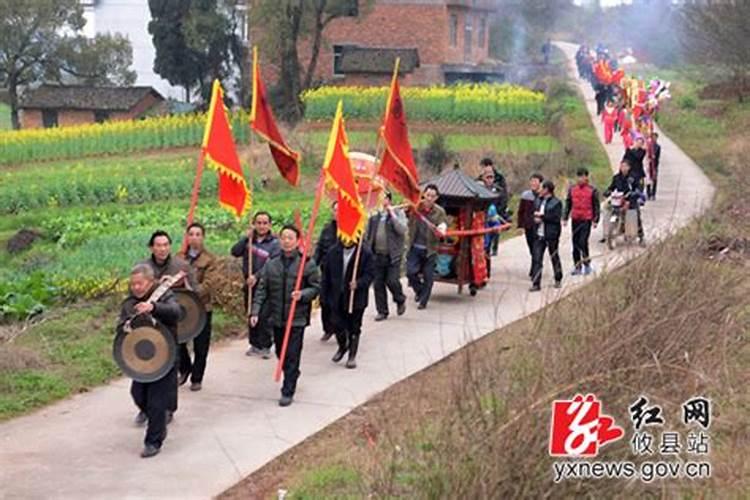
top-left (603, 160), bottom-right (646, 246)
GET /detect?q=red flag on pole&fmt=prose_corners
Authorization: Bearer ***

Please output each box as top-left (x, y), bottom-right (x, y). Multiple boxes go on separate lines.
top-left (323, 101), bottom-right (366, 245)
top-left (378, 58), bottom-right (420, 205)
top-left (203, 79), bottom-right (251, 218)
top-left (250, 46), bottom-right (301, 186)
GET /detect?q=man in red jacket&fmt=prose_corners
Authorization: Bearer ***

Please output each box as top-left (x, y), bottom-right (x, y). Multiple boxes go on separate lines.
top-left (564, 167), bottom-right (601, 275)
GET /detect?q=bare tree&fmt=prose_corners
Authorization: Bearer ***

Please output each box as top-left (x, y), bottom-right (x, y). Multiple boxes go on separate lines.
top-left (681, 1), bottom-right (750, 102)
top-left (250, 0), bottom-right (370, 124)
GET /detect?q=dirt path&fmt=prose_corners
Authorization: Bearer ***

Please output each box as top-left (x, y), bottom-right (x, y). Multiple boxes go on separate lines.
top-left (0, 42), bottom-right (714, 500)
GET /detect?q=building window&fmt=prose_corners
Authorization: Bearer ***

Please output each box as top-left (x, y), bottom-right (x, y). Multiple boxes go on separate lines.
top-left (235, 4), bottom-right (249, 44)
top-left (42, 110), bottom-right (58, 128)
top-left (342, 0), bottom-right (358, 16)
top-left (464, 14), bottom-right (473, 53)
top-left (94, 110), bottom-right (110, 123)
top-left (449, 14), bottom-right (458, 47)
top-left (479, 17), bottom-right (487, 48)
top-left (333, 45), bottom-right (344, 76)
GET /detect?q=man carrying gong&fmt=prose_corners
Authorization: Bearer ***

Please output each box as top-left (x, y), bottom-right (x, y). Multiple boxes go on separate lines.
top-left (116, 264), bottom-right (181, 458)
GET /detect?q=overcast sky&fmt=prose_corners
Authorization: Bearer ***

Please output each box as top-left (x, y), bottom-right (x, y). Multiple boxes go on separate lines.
top-left (573, 0), bottom-right (634, 6)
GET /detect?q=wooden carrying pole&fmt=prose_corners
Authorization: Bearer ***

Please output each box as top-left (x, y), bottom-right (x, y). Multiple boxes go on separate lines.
top-left (274, 174), bottom-right (325, 382)
top-left (182, 149), bottom-right (207, 253)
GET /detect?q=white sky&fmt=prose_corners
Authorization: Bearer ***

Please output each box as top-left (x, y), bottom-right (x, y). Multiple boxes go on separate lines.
top-left (573, 0), bottom-right (634, 6)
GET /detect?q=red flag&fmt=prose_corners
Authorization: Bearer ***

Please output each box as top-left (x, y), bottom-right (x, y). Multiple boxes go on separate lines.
top-left (203, 80), bottom-right (250, 218)
top-left (323, 101), bottom-right (366, 245)
top-left (378, 58), bottom-right (420, 205)
top-left (250, 46), bottom-right (301, 186)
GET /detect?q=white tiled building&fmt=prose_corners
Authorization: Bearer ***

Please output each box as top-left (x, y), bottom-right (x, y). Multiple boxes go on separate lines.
top-left (80, 0), bottom-right (184, 99)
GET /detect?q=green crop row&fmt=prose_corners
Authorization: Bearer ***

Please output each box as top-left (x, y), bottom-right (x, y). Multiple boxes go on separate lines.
top-left (302, 83), bottom-right (547, 123)
top-left (0, 111), bottom-right (252, 166)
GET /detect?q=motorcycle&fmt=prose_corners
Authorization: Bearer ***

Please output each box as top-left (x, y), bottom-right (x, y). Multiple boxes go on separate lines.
top-left (605, 191), bottom-right (640, 249)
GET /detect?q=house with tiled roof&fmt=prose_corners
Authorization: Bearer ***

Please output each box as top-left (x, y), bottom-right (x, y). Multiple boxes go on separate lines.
top-left (19, 85), bottom-right (165, 129)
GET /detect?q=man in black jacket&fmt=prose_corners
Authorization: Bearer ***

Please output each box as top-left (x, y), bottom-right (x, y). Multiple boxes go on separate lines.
top-left (517, 173), bottom-right (544, 278)
top-left (530, 180), bottom-right (563, 291)
top-left (477, 158), bottom-right (509, 213)
top-left (231, 211), bottom-right (281, 358)
top-left (364, 192), bottom-right (407, 321)
top-left (321, 237), bottom-right (375, 369)
top-left (139, 230), bottom-right (197, 388)
top-left (647, 132), bottom-right (661, 201)
top-left (622, 136), bottom-right (647, 188)
top-left (314, 201), bottom-right (339, 341)
top-left (250, 225), bottom-right (320, 407)
top-left (118, 263), bottom-right (182, 458)
top-left (604, 160), bottom-right (646, 246)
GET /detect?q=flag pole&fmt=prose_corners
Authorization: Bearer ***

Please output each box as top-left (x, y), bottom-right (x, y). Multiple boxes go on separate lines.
top-left (274, 173), bottom-right (325, 382)
top-left (246, 49), bottom-right (258, 317)
top-left (347, 58), bottom-right (400, 312)
top-left (182, 148), bottom-right (207, 253)
top-left (246, 147), bottom-right (255, 318)
top-left (347, 137), bottom-right (382, 314)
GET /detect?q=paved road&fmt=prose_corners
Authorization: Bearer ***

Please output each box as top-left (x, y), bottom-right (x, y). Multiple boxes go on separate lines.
top-left (0, 42), bottom-right (714, 500)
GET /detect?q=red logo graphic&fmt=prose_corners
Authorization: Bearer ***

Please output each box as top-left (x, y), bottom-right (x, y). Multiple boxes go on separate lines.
top-left (549, 394), bottom-right (625, 457)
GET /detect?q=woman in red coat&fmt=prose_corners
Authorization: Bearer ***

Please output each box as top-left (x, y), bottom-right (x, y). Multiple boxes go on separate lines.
top-left (601, 101), bottom-right (618, 144)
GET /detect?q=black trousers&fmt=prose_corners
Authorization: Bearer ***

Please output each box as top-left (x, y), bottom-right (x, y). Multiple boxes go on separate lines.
top-left (131, 366), bottom-right (177, 448)
top-left (320, 302), bottom-right (337, 336)
top-left (373, 254), bottom-right (405, 316)
top-left (524, 227), bottom-right (536, 275)
top-left (334, 305), bottom-right (365, 350)
top-left (531, 236), bottom-right (563, 287)
top-left (406, 247), bottom-right (436, 307)
top-left (244, 285), bottom-right (273, 349)
top-left (273, 326), bottom-right (305, 397)
top-left (571, 220), bottom-right (593, 268)
top-left (178, 311), bottom-right (212, 384)
top-left (647, 171), bottom-right (659, 199)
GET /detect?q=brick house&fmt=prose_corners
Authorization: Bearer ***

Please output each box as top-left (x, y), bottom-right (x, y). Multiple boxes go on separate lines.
top-left (18, 85), bottom-right (165, 129)
top-left (305, 0), bottom-right (501, 86)
top-left (251, 0), bottom-right (502, 87)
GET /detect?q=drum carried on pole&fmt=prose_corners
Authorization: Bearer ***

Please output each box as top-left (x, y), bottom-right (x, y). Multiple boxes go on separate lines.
top-left (174, 289), bottom-right (207, 344)
top-left (113, 315), bottom-right (176, 383)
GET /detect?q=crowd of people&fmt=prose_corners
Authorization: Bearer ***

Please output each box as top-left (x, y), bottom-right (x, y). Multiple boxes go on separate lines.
top-left (115, 44), bottom-right (669, 459)
top-left (575, 43), bottom-right (667, 245)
